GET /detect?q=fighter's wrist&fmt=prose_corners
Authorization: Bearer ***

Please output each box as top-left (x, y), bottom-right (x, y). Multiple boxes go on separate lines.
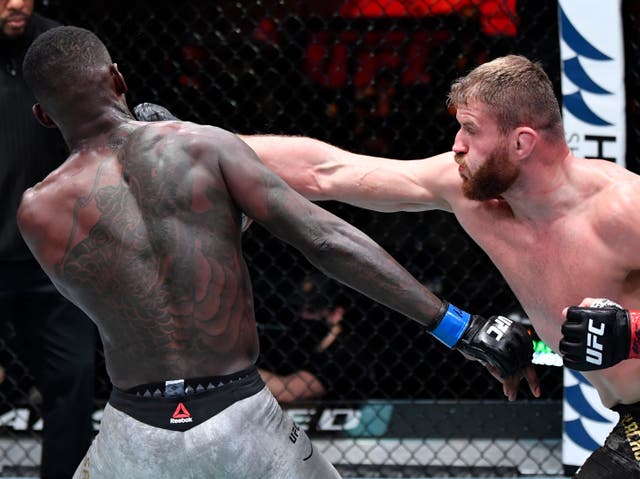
top-left (628, 310), bottom-right (640, 359)
top-left (428, 301), bottom-right (471, 348)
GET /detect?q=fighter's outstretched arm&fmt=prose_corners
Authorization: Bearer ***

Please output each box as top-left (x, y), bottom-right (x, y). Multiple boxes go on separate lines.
top-left (133, 103), bottom-right (458, 213)
top-left (215, 128), bottom-right (539, 399)
top-left (239, 134), bottom-right (457, 213)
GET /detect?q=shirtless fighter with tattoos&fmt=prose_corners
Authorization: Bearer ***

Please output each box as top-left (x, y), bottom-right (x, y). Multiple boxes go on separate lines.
top-left (17, 27), bottom-right (535, 478)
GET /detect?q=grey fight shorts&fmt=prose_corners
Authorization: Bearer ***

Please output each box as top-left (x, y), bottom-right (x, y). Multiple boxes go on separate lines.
top-left (73, 367), bottom-right (341, 479)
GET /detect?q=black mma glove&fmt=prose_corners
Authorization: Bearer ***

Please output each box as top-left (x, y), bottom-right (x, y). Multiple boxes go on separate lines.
top-left (560, 298), bottom-right (640, 371)
top-left (133, 102), bottom-right (179, 121)
top-left (428, 301), bottom-right (533, 377)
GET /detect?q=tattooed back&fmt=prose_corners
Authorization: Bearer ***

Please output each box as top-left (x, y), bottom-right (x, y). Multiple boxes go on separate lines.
top-left (17, 121), bottom-right (260, 389)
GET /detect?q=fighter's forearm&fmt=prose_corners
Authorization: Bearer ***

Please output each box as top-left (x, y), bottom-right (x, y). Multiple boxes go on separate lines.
top-left (302, 219), bottom-right (535, 382)
top-left (301, 217), bottom-right (442, 326)
top-left (240, 134), bottom-right (443, 213)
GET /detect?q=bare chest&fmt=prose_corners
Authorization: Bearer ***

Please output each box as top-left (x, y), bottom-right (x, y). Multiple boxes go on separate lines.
top-left (463, 215), bottom-right (625, 349)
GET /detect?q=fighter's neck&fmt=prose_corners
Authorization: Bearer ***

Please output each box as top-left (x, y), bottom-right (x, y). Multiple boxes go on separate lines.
top-left (499, 151), bottom-right (582, 224)
top-left (63, 106), bottom-right (136, 153)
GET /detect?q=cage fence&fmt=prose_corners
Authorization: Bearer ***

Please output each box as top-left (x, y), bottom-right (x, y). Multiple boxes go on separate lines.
top-left (2, 0), bottom-right (640, 476)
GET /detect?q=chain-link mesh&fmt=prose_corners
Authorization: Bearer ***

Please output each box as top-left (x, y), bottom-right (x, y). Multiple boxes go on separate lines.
top-left (1, 0), bottom-right (639, 476)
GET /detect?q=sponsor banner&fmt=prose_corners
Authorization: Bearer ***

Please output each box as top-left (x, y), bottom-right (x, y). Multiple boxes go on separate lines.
top-left (562, 368), bottom-right (618, 468)
top-left (0, 400), bottom-right (561, 439)
top-left (559, 0), bottom-right (625, 468)
top-left (558, 0), bottom-right (626, 166)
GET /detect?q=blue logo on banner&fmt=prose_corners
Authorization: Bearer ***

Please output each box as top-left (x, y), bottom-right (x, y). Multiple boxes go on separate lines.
top-left (559, 5), bottom-right (612, 126)
top-left (346, 403), bottom-right (393, 437)
top-left (564, 369), bottom-right (611, 452)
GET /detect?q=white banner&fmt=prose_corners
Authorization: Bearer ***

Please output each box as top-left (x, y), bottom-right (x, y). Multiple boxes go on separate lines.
top-left (558, 0), bottom-right (626, 166)
top-left (558, 2), bottom-right (625, 469)
top-left (563, 369), bottom-right (618, 469)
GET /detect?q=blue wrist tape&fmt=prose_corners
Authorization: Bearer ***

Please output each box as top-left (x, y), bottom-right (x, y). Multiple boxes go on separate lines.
top-left (430, 303), bottom-right (471, 348)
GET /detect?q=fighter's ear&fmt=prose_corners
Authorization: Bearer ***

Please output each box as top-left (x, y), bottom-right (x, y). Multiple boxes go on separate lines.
top-left (514, 126), bottom-right (537, 158)
top-left (110, 63), bottom-right (128, 95)
top-left (32, 103), bottom-right (57, 128)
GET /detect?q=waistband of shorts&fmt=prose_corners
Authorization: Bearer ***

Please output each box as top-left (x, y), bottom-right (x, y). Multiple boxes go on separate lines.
top-left (612, 401), bottom-right (640, 417)
top-left (108, 366), bottom-right (265, 431)
top-left (121, 365), bottom-right (258, 398)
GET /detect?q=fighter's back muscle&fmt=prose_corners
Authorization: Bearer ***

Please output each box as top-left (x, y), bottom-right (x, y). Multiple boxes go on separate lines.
top-left (18, 123), bottom-right (258, 387)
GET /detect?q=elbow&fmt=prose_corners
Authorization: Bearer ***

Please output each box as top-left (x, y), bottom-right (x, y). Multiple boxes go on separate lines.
top-left (302, 172), bottom-right (327, 201)
top-left (277, 168), bottom-right (326, 201)
top-left (300, 228), bottom-right (338, 268)
top-left (302, 222), bottom-right (358, 272)
top-left (305, 234), bottom-right (334, 259)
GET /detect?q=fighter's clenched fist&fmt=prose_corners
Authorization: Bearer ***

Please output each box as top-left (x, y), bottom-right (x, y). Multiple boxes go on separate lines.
top-left (427, 301), bottom-right (537, 402)
top-left (560, 298), bottom-right (640, 371)
top-left (429, 301), bottom-right (534, 377)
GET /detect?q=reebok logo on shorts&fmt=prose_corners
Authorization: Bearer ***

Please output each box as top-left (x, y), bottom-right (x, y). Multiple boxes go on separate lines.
top-left (170, 402), bottom-right (193, 424)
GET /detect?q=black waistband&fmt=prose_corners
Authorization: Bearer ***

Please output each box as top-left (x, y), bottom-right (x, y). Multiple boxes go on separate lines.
top-left (124, 366), bottom-right (257, 398)
top-left (109, 366), bottom-right (264, 431)
top-left (613, 401), bottom-right (640, 417)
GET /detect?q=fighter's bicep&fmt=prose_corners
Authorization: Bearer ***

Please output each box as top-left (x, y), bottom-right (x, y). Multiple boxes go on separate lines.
top-left (399, 153), bottom-right (461, 212)
top-left (602, 181), bottom-right (640, 269)
top-left (217, 135), bottom-right (306, 229)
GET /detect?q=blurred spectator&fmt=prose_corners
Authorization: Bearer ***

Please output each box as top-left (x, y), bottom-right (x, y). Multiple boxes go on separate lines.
top-left (0, 1), bottom-right (97, 477)
top-left (258, 273), bottom-right (357, 402)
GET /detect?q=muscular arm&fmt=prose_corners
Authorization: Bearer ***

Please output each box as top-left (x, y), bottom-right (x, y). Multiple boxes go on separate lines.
top-left (238, 135), bottom-right (456, 213)
top-left (604, 180), bottom-right (640, 272)
top-left (221, 131), bottom-right (445, 326)
top-left (559, 178), bottom-right (640, 371)
top-left (221, 132), bottom-right (537, 395)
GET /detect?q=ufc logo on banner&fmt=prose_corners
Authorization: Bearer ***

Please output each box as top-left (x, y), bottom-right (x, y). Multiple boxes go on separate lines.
top-left (586, 318), bottom-right (605, 365)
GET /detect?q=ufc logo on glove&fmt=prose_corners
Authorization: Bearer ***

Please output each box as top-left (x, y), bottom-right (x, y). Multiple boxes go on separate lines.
top-left (486, 316), bottom-right (513, 341)
top-left (586, 318), bottom-right (605, 366)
